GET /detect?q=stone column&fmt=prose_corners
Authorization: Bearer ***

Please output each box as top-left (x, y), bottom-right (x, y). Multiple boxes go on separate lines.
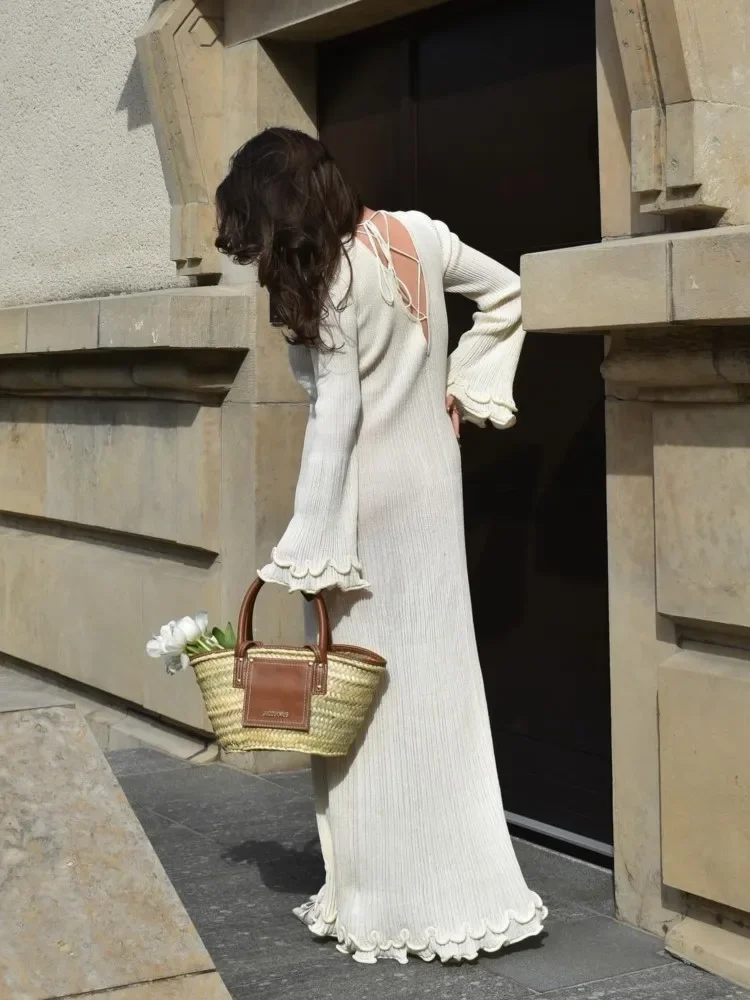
top-left (521, 0), bottom-right (750, 985)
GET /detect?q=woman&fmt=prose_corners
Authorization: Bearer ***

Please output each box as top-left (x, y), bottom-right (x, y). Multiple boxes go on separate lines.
top-left (215, 126), bottom-right (546, 965)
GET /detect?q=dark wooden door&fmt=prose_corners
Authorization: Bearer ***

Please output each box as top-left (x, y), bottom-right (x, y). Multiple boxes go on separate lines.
top-left (319, 0), bottom-right (611, 848)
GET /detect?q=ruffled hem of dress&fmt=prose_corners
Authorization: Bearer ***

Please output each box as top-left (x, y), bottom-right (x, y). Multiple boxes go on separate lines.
top-left (293, 892), bottom-right (547, 965)
top-left (448, 380), bottom-right (517, 430)
top-left (258, 550), bottom-right (370, 594)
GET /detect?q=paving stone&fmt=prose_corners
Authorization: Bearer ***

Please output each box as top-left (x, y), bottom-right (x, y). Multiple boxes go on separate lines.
top-left (119, 759), bottom-right (296, 808)
top-left (541, 961), bottom-right (750, 999)
top-left (119, 764), bottom-right (318, 847)
top-left (128, 804), bottom-right (187, 839)
top-left (229, 951), bottom-right (535, 1000)
top-left (138, 817), bottom-right (234, 877)
top-left (512, 839), bottom-right (615, 917)
top-left (115, 760), bottom-right (741, 1000)
top-left (493, 916), bottom-right (672, 993)
top-left (106, 747), bottom-right (193, 777)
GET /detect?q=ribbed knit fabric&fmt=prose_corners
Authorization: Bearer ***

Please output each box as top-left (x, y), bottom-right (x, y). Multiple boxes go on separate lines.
top-left (259, 210), bottom-right (545, 964)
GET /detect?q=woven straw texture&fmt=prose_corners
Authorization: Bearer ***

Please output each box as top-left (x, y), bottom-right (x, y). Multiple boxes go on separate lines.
top-left (191, 646), bottom-right (385, 756)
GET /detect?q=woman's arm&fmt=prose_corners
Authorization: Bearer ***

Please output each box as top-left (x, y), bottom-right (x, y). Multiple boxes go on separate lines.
top-left (258, 295), bottom-right (369, 594)
top-left (433, 220), bottom-right (526, 430)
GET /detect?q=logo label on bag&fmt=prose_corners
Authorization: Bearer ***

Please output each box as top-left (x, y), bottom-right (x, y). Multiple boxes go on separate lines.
top-left (242, 657), bottom-right (314, 731)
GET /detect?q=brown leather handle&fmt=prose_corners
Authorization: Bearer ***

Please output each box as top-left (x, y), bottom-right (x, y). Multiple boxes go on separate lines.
top-left (235, 578), bottom-right (331, 661)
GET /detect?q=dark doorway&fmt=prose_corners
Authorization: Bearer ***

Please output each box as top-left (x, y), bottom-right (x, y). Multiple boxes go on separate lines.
top-left (318, 0), bottom-right (611, 849)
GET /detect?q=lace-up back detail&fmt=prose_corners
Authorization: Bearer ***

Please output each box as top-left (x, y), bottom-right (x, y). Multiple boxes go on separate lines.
top-left (356, 210), bottom-right (430, 351)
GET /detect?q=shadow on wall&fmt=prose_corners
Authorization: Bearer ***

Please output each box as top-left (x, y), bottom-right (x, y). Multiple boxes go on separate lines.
top-left (117, 0), bottom-right (162, 130)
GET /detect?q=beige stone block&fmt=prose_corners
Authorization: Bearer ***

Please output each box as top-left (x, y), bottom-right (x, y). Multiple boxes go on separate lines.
top-left (664, 0), bottom-right (750, 107)
top-left (663, 102), bottom-right (750, 223)
top-left (642, 0), bottom-right (691, 105)
top-left (521, 239), bottom-right (670, 332)
top-left (111, 711), bottom-right (210, 758)
top-left (672, 227), bottom-right (750, 323)
top-left (136, 0), bottom-right (224, 276)
top-left (98, 289), bottom-right (253, 349)
top-left (218, 401), bottom-right (306, 642)
top-left (224, 350), bottom-right (256, 403)
top-left (631, 105), bottom-right (663, 195)
top-left (99, 293), bottom-right (173, 349)
top-left (0, 399), bottom-right (46, 517)
top-left (253, 287), bottom-right (309, 403)
top-left (0, 398), bottom-right (221, 551)
top-left (221, 748), bottom-right (309, 774)
top-left (206, 290), bottom-right (254, 348)
top-left (666, 916), bottom-right (750, 990)
top-left (226, 0), bottom-right (448, 43)
top-left (85, 707), bottom-right (129, 751)
top-left (219, 401), bottom-right (257, 626)
top-left (0, 525), bottom-right (216, 731)
top-left (141, 567), bottom-right (220, 733)
top-left (84, 972), bottom-right (233, 999)
top-left (654, 405), bottom-right (750, 628)
top-left (253, 402), bottom-right (308, 644)
top-left (0, 706), bottom-right (213, 999)
top-left (660, 649), bottom-right (750, 913)
top-left (605, 400), bottom-right (680, 934)
top-left (596, 0), bottom-right (665, 238)
top-left (610, 0), bottom-right (661, 111)
top-left (0, 307), bottom-right (27, 354)
top-left (27, 299), bottom-right (99, 353)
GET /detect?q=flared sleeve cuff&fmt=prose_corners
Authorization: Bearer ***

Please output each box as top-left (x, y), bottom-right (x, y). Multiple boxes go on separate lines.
top-left (258, 549), bottom-right (370, 595)
top-left (447, 375), bottom-right (517, 430)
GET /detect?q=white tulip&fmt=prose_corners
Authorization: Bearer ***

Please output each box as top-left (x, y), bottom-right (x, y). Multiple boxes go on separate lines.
top-left (146, 636), bottom-right (165, 658)
top-left (174, 613), bottom-right (208, 645)
top-left (147, 612), bottom-right (211, 675)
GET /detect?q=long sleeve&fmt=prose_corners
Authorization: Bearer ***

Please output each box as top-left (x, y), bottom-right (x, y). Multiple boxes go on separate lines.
top-left (433, 219), bottom-right (526, 430)
top-left (258, 295), bottom-right (369, 595)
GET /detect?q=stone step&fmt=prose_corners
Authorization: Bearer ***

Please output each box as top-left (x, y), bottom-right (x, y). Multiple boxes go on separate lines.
top-left (0, 700), bottom-right (232, 1000)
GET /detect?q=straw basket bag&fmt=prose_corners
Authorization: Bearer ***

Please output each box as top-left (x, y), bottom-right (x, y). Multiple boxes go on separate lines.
top-left (190, 578), bottom-right (386, 756)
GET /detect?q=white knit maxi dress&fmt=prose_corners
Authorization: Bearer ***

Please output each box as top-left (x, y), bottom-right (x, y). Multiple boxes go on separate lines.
top-left (259, 210), bottom-right (547, 964)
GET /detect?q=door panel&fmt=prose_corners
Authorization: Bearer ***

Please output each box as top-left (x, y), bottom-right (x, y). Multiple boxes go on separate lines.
top-left (318, 0), bottom-right (611, 844)
top-left (318, 35), bottom-right (414, 209)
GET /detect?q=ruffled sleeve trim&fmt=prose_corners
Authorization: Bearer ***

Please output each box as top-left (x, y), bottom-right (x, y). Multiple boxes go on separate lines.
top-left (448, 378), bottom-right (517, 430)
top-left (258, 549), bottom-right (370, 595)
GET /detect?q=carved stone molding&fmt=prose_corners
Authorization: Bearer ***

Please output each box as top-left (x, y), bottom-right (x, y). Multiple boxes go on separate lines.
top-left (602, 330), bottom-right (750, 402)
top-left (0, 349), bottom-right (243, 402)
top-left (136, 0), bottom-right (225, 276)
top-left (610, 0), bottom-right (750, 226)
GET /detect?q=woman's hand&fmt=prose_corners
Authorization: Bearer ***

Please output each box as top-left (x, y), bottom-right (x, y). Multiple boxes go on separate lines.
top-left (446, 394), bottom-right (460, 439)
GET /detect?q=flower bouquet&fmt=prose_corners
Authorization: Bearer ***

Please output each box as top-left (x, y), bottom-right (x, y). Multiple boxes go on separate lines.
top-left (146, 613), bottom-right (236, 675)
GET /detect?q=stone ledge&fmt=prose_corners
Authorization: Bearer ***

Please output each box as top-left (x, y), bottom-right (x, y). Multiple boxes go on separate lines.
top-left (81, 971), bottom-right (233, 999)
top-left (0, 660), bottom-right (213, 758)
top-left (0, 704), bottom-right (225, 999)
top-left (521, 226), bottom-right (750, 333)
top-left (226, 0), bottom-right (447, 44)
top-left (0, 661), bottom-right (306, 774)
top-left (0, 286), bottom-right (255, 355)
top-left (666, 917), bottom-right (750, 990)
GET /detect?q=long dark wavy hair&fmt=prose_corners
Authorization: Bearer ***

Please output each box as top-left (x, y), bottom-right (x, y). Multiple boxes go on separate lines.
top-left (215, 127), bottom-right (363, 349)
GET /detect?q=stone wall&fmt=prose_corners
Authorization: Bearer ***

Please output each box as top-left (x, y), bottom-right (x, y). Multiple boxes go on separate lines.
top-left (0, 7), bottom-right (316, 734)
top-left (0, 0), bottom-right (183, 307)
